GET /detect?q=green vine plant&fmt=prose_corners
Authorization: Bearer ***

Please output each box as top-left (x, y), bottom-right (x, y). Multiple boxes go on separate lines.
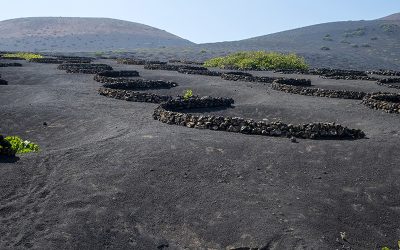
top-left (183, 89), bottom-right (193, 100)
top-left (0, 135), bottom-right (39, 156)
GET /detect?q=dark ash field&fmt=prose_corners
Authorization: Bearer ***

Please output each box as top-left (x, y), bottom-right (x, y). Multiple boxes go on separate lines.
top-left (1, 58), bottom-right (400, 250)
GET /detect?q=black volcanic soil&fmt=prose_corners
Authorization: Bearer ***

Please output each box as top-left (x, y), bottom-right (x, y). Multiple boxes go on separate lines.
top-left (0, 60), bottom-right (399, 249)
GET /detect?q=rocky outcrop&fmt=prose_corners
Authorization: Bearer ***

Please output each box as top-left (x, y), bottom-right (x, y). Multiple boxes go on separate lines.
top-left (0, 62), bottom-right (22, 67)
top-left (362, 93), bottom-right (400, 113)
top-left (271, 81), bottom-right (366, 99)
top-left (98, 87), bottom-right (172, 103)
top-left (221, 72), bottom-right (279, 83)
top-left (153, 97), bottom-right (365, 140)
top-left (58, 63), bottom-right (113, 74)
top-left (0, 135), bottom-right (15, 156)
top-left (376, 78), bottom-right (400, 89)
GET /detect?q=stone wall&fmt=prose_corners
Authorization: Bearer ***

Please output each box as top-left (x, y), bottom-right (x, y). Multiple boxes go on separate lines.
top-left (116, 59), bottom-right (166, 65)
top-left (144, 64), bottom-right (207, 71)
top-left (169, 59), bottom-right (203, 65)
top-left (377, 78), bottom-right (400, 89)
top-left (271, 81), bottom-right (366, 99)
top-left (362, 93), bottom-right (400, 113)
top-left (58, 63), bottom-right (113, 74)
top-left (273, 78), bottom-right (312, 86)
top-left (96, 70), bottom-right (140, 78)
top-left (221, 72), bottom-right (279, 83)
top-left (153, 97), bottom-right (365, 140)
top-left (102, 80), bottom-right (177, 90)
top-left (55, 56), bottom-right (93, 63)
top-left (275, 68), bottom-right (377, 80)
top-left (0, 63), bottom-right (22, 67)
top-left (177, 69), bottom-right (222, 76)
top-left (29, 58), bottom-right (65, 64)
top-left (367, 70), bottom-right (400, 76)
top-left (98, 87), bottom-right (172, 103)
top-left (0, 57), bottom-right (24, 60)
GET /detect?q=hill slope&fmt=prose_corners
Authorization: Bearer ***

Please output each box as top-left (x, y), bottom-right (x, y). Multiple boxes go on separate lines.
top-left (0, 17), bottom-right (194, 52)
top-left (199, 14), bottom-right (400, 70)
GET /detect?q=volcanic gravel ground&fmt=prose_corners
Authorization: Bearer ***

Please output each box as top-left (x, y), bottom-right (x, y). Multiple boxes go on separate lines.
top-left (0, 59), bottom-right (399, 249)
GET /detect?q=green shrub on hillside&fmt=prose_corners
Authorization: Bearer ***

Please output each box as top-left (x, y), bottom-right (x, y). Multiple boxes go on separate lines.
top-left (2, 52), bottom-right (43, 60)
top-left (380, 24), bottom-right (399, 33)
top-left (203, 51), bottom-right (308, 70)
top-left (344, 27), bottom-right (366, 38)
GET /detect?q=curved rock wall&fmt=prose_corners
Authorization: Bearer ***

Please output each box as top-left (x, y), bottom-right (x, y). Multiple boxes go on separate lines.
top-left (271, 82), bottom-right (366, 99)
top-left (29, 58), bottom-right (65, 64)
top-left (102, 80), bottom-right (177, 90)
top-left (275, 68), bottom-right (377, 80)
top-left (169, 59), bottom-right (203, 65)
top-left (97, 70), bottom-right (140, 78)
top-left (0, 63), bottom-right (22, 67)
top-left (221, 72), bottom-right (279, 83)
top-left (58, 63), bottom-right (113, 74)
top-left (153, 97), bottom-right (365, 140)
top-left (362, 93), bottom-right (400, 113)
top-left (116, 59), bottom-right (167, 65)
top-left (98, 87), bottom-right (172, 103)
top-left (377, 78), bottom-right (400, 89)
top-left (55, 56), bottom-right (93, 63)
top-left (273, 78), bottom-right (312, 86)
top-left (177, 69), bottom-right (222, 76)
top-left (367, 70), bottom-right (400, 77)
top-left (144, 64), bottom-right (207, 71)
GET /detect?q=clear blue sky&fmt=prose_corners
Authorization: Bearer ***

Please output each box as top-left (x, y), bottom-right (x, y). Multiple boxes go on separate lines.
top-left (0, 0), bottom-right (399, 43)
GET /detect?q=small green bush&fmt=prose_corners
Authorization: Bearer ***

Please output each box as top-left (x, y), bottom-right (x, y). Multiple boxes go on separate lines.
top-left (344, 27), bottom-right (366, 37)
top-left (380, 24), bottom-right (399, 33)
top-left (2, 52), bottom-right (43, 60)
top-left (183, 89), bottom-right (193, 100)
top-left (323, 35), bottom-right (332, 41)
top-left (5, 136), bottom-right (39, 154)
top-left (204, 51), bottom-right (308, 70)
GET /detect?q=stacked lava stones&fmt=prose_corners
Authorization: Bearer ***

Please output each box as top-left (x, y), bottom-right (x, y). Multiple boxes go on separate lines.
top-left (362, 93), bottom-right (400, 113)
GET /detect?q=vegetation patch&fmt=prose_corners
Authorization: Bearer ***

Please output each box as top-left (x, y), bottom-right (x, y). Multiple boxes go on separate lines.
top-left (2, 52), bottom-right (43, 60)
top-left (0, 135), bottom-right (39, 156)
top-left (380, 24), bottom-right (399, 33)
top-left (203, 51), bottom-right (308, 70)
top-left (343, 27), bottom-right (366, 37)
top-left (323, 34), bottom-right (333, 41)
